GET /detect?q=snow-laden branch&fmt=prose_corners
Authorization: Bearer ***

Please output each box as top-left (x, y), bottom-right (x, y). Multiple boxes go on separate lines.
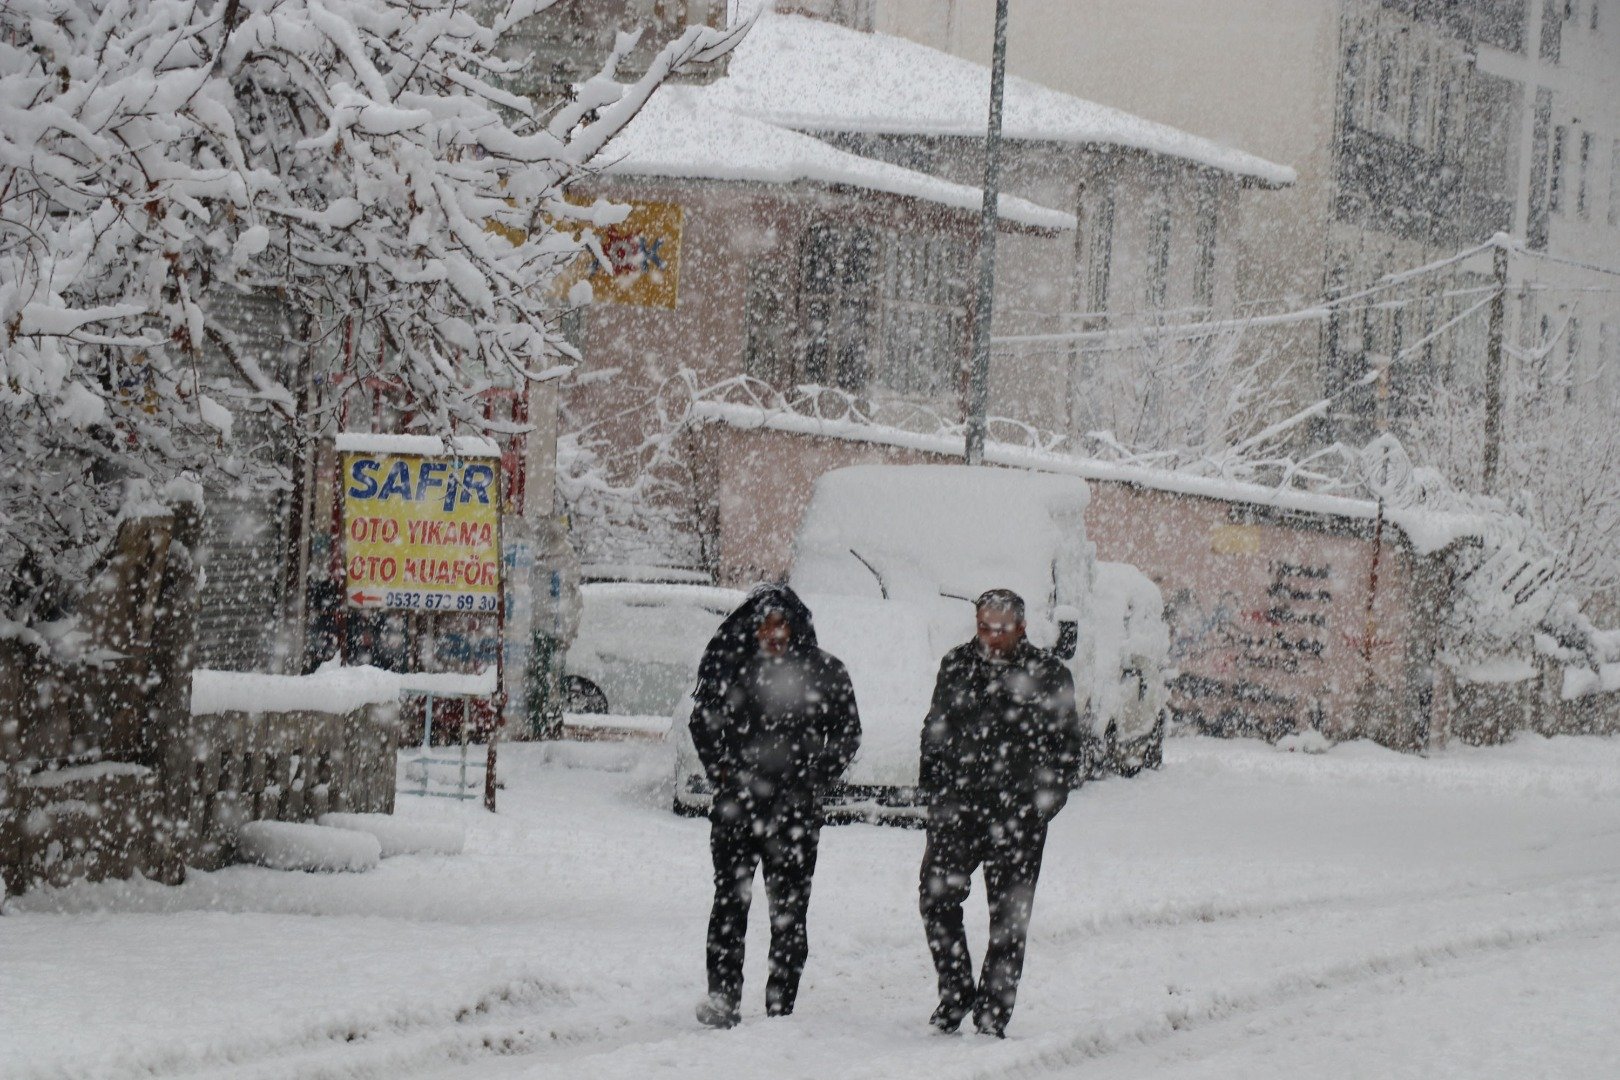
top-left (0, 0), bottom-right (742, 623)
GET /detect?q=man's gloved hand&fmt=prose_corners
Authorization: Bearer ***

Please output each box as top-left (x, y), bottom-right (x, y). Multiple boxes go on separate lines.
top-left (1034, 786), bottom-right (1068, 822)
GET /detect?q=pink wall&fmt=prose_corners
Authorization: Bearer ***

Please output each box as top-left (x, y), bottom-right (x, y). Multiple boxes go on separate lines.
top-left (702, 424), bottom-right (1439, 747)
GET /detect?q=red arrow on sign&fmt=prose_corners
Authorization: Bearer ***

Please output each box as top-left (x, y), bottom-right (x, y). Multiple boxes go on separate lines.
top-left (351, 591), bottom-right (382, 605)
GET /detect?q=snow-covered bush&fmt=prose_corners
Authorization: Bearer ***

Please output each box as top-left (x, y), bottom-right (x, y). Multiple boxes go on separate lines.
top-left (0, 0), bottom-right (742, 625)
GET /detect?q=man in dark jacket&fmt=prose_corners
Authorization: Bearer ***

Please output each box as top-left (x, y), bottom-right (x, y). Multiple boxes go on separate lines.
top-left (918, 588), bottom-right (1085, 1038)
top-left (689, 585), bottom-right (862, 1029)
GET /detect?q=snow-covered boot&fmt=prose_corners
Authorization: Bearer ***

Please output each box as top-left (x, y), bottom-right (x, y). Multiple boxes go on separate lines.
top-left (695, 993), bottom-right (740, 1029)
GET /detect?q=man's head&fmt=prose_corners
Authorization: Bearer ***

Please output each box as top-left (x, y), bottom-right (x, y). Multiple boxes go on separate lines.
top-left (756, 604), bottom-right (793, 657)
top-left (974, 589), bottom-right (1026, 660)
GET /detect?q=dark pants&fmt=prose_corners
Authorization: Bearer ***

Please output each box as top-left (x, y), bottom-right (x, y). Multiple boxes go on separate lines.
top-left (919, 800), bottom-right (1048, 1033)
top-left (706, 792), bottom-right (822, 1015)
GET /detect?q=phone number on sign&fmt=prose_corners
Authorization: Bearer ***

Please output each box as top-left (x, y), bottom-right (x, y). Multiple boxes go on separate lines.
top-left (385, 591), bottom-right (498, 612)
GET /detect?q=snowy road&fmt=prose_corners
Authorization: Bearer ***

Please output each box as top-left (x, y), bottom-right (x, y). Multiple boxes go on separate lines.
top-left (6, 735), bottom-right (1620, 1079)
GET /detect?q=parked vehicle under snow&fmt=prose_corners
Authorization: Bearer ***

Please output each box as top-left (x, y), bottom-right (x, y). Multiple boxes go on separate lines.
top-left (667, 464), bottom-right (1170, 823)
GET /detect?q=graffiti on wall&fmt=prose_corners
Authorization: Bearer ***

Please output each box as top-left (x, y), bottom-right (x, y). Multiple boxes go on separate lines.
top-left (1162, 560), bottom-right (1335, 738)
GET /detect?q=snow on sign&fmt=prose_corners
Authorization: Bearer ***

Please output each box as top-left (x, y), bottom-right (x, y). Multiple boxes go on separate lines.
top-left (558, 199), bottom-right (683, 309)
top-left (340, 440), bottom-right (501, 612)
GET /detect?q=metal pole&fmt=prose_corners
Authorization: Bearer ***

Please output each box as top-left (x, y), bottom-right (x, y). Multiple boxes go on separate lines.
top-left (965, 0), bottom-right (1010, 466)
top-left (1483, 240), bottom-right (1508, 492)
top-left (420, 693), bottom-right (433, 797)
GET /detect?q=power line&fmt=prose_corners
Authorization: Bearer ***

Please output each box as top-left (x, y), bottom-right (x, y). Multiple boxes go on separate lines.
top-left (1227, 291), bottom-right (1498, 458)
top-left (992, 239), bottom-right (1499, 348)
top-left (1509, 244), bottom-right (1620, 279)
top-left (995, 285), bottom-right (1500, 356)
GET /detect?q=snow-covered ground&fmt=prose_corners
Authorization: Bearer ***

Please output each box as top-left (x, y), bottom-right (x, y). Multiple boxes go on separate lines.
top-left (6, 733), bottom-right (1620, 1080)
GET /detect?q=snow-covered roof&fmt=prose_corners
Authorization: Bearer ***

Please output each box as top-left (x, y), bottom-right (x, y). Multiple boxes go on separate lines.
top-left (593, 85), bottom-right (1076, 230)
top-left (705, 14), bottom-right (1296, 188)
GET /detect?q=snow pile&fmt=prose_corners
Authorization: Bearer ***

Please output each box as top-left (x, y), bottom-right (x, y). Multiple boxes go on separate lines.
top-left (334, 433), bottom-right (501, 459)
top-left (1275, 730), bottom-right (1333, 754)
top-left (317, 813), bottom-right (464, 857)
top-left (235, 821), bottom-right (381, 873)
top-left (599, 85), bottom-right (1075, 230)
top-left (1361, 436), bottom-right (1564, 664)
top-left (1561, 664), bottom-right (1620, 701)
top-left (192, 664), bottom-right (496, 716)
top-left (706, 13), bottom-right (1295, 185)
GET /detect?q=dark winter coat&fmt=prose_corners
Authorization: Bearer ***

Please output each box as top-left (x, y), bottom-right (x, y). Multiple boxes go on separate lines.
top-left (919, 637), bottom-right (1085, 814)
top-left (690, 586), bottom-right (862, 807)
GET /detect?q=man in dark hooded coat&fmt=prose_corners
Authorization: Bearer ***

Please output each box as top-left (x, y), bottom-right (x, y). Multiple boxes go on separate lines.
top-left (918, 588), bottom-right (1085, 1038)
top-left (689, 584), bottom-right (862, 1028)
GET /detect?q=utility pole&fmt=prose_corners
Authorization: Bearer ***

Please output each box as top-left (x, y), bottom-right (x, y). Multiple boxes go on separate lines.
top-left (965, 0), bottom-right (1009, 466)
top-left (1482, 238), bottom-right (1509, 492)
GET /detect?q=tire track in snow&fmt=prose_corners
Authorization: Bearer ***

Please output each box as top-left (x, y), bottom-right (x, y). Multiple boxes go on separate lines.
top-left (1029, 862), bottom-right (1620, 951)
top-left (879, 882), bottom-right (1620, 1080)
top-left (29, 976), bottom-right (576, 1080)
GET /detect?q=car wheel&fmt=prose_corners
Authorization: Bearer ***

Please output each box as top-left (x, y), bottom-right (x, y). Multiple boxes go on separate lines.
top-left (563, 675), bottom-right (608, 714)
top-left (1114, 722), bottom-right (1146, 778)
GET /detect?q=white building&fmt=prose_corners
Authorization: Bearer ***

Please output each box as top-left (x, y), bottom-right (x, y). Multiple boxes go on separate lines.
top-left (820, 0), bottom-right (1620, 437)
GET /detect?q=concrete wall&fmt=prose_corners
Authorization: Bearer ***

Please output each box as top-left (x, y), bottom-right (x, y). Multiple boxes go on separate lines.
top-left (2, 508), bottom-right (398, 898)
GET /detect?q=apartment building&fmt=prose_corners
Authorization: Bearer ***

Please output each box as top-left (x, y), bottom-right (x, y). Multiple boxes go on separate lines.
top-left (833, 0), bottom-right (1620, 435)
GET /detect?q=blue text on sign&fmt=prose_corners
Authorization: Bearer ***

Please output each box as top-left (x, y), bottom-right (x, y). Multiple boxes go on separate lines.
top-left (346, 458), bottom-right (496, 511)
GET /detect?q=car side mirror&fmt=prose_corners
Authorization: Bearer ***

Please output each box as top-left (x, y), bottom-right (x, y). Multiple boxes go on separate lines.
top-left (1054, 620), bottom-right (1079, 661)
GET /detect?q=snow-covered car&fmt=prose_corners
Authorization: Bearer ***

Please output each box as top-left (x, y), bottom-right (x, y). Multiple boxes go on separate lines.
top-left (670, 464), bottom-right (1169, 824)
top-left (564, 582), bottom-right (745, 718)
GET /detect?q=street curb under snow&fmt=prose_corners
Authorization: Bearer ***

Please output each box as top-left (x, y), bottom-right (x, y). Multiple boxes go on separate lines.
top-left (235, 821), bottom-right (381, 873)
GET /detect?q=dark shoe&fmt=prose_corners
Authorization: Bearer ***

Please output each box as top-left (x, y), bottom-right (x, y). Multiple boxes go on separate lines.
top-left (695, 993), bottom-right (740, 1029)
top-left (929, 1002), bottom-right (967, 1034)
top-left (973, 1018), bottom-right (1007, 1039)
top-left (766, 1004), bottom-right (793, 1018)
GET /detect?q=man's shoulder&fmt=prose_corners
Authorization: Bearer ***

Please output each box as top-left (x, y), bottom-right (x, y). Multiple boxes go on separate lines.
top-left (807, 646), bottom-right (851, 678)
top-left (941, 641), bottom-right (980, 667)
top-left (1017, 641), bottom-right (1074, 679)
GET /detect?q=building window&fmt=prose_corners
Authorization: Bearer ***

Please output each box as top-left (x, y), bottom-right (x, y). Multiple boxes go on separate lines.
top-left (1610, 139), bottom-right (1620, 227)
top-left (1566, 316), bottom-right (1582, 402)
top-left (1602, 321), bottom-right (1618, 396)
top-left (1146, 199), bottom-right (1172, 311)
top-left (800, 221), bottom-right (876, 391)
top-left (1550, 123), bottom-right (1568, 213)
top-left (744, 260), bottom-right (794, 388)
top-left (1193, 185), bottom-right (1219, 309)
top-left (1541, 0), bottom-right (1564, 62)
top-left (1087, 190), bottom-right (1115, 316)
top-left (1407, 53), bottom-right (1430, 146)
top-left (792, 221), bottom-right (967, 400)
top-left (1578, 130), bottom-right (1593, 218)
top-left (1529, 88), bottom-right (1553, 247)
top-left (875, 234), bottom-right (968, 397)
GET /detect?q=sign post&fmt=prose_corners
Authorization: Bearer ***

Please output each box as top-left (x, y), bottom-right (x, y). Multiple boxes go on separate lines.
top-left (337, 434), bottom-right (505, 809)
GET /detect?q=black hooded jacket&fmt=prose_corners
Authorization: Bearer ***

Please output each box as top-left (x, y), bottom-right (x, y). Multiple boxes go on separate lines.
top-left (919, 636), bottom-right (1085, 811)
top-left (689, 585), bottom-right (862, 804)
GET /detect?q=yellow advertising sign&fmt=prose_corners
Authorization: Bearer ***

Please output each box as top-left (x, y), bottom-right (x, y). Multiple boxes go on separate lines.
top-left (558, 199), bottom-right (684, 309)
top-left (341, 452), bottom-right (501, 611)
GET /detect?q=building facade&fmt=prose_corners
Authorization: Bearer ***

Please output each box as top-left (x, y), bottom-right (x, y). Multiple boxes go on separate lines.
top-left (841, 0), bottom-right (1620, 437)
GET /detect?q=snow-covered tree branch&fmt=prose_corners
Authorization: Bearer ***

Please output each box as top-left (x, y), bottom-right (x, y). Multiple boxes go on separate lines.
top-left (0, 0), bottom-right (743, 624)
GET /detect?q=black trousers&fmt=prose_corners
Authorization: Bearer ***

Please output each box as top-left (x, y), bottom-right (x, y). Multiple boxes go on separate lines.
top-left (706, 792), bottom-right (822, 1015)
top-left (918, 800), bottom-right (1048, 1032)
